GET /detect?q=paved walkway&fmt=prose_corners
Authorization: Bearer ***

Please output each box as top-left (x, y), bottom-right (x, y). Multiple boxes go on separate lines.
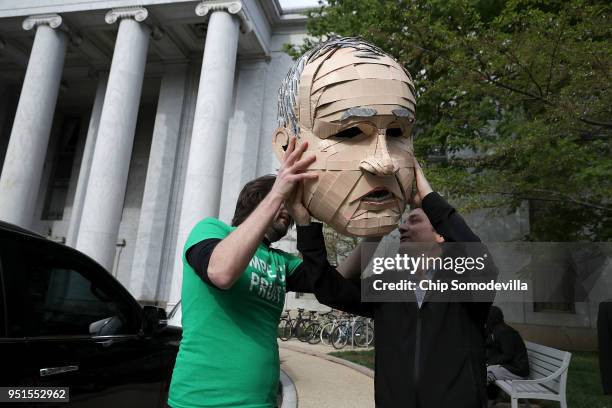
top-left (279, 341), bottom-right (374, 408)
top-left (280, 338), bottom-right (374, 354)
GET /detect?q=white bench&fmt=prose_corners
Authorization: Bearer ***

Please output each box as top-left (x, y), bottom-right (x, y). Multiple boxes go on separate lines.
top-left (495, 341), bottom-right (572, 408)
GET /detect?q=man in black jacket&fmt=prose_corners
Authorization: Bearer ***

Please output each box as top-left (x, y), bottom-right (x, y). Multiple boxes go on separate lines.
top-left (292, 161), bottom-right (498, 408)
top-left (485, 306), bottom-right (529, 386)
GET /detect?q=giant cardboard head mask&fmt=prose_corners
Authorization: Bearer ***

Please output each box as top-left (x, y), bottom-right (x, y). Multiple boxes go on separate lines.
top-left (273, 38), bottom-right (416, 237)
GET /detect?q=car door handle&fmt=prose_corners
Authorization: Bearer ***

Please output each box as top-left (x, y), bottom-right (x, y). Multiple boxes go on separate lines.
top-left (96, 339), bottom-right (114, 347)
top-left (40, 366), bottom-right (79, 377)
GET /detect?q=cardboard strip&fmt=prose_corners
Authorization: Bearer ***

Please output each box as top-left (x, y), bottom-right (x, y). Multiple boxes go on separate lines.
top-left (317, 79), bottom-right (415, 106)
top-left (312, 63), bottom-right (411, 93)
top-left (298, 49), bottom-right (338, 130)
top-left (339, 187), bottom-right (365, 224)
top-left (316, 54), bottom-right (399, 79)
top-left (396, 165), bottom-right (415, 200)
top-left (388, 65), bottom-right (414, 84)
top-left (306, 171), bottom-right (338, 209)
top-left (316, 96), bottom-right (415, 118)
top-left (303, 176), bottom-right (320, 207)
top-left (312, 171), bottom-right (362, 220)
top-left (312, 120), bottom-right (343, 139)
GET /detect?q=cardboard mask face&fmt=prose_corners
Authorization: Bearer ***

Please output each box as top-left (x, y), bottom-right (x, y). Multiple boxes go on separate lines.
top-left (274, 42), bottom-right (416, 237)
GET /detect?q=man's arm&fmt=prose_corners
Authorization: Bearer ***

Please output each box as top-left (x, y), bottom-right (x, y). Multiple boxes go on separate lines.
top-left (421, 192), bottom-right (481, 242)
top-left (286, 223), bottom-right (374, 318)
top-left (336, 236), bottom-right (383, 280)
top-left (414, 161), bottom-right (497, 313)
top-left (207, 137), bottom-right (317, 289)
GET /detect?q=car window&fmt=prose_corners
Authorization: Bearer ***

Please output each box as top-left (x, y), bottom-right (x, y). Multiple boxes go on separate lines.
top-left (1, 235), bottom-right (139, 337)
top-left (28, 266), bottom-right (129, 336)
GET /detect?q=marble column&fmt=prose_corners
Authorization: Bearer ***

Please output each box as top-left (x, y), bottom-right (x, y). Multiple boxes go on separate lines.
top-left (168, 1), bottom-right (250, 306)
top-left (218, 60), bottom-right (268, 224)
top-left (76, 7), bottom-right (150, 270)
top-left (0, 15), bottom-right (67, 228)
top-left (66, 72), bottom-right (108, 247)
top-left (130, 65), bottom-right (187, 301)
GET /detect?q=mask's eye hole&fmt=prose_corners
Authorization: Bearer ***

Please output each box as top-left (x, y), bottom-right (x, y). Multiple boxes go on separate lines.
top-left (386, 127), bottom-right (403, 137)
top-left (334, 126), bottom-right (362, 139)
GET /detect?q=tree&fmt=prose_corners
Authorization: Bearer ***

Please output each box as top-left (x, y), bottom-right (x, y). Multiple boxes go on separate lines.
top-left (285, 0), bottom-right (611, 241)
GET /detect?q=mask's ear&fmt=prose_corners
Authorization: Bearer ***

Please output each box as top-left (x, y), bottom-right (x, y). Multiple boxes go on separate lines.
top-left (272, 127), bottom-right (293, 162)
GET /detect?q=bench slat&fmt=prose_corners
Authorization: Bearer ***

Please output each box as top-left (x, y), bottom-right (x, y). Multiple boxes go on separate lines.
top-left (495, 380), bottom-right (554, 395)
top-left (526, 341), bottom-right (568, 360)
top-left (530, 362), bottom-right (558, 378)
top-left (528, 351), bottom-right (563, 367)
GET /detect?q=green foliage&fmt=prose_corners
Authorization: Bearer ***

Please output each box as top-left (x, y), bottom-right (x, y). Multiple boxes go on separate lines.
top-left (286, 0), bottom-right (612, 241)
top-left (323, 224), bottom-right (359, 265)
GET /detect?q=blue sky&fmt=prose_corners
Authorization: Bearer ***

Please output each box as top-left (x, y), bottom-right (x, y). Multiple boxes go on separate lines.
top-left (279, 0), bottom-right (323, 11)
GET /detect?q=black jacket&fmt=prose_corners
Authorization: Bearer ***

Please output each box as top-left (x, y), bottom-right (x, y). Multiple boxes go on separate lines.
top-left (296, 192), bottom-right (497, 408)
top-left (485, 308), bottom-right (529, 377)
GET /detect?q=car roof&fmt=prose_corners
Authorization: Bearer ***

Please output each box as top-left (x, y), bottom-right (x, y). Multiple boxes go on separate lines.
top-left (0, 220), bottom-right (47, 240)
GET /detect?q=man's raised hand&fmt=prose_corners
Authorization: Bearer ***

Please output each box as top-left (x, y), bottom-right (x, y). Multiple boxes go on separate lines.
top-left (270, 136), bottom-right (318, 201)
top-left (411, 159), bottom-right (434, 208)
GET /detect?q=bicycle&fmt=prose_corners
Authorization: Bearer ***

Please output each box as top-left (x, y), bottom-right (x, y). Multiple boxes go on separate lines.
top-left (353, 318), bottom-right (375, 347)
top-left (278, 309), bottom-right (313, 341)
top-left (330, 314), bottom-right (374, 349)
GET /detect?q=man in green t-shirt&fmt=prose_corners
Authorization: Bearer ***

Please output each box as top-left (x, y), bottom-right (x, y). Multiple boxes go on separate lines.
top-left (168, 138), bottom-right (318, 408)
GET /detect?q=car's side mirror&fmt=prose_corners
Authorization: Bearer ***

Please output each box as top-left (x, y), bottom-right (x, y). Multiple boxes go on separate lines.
top-left (89, 316), bottom-right (123, 336)
top-left (142, 306), bottom-right (168, 336)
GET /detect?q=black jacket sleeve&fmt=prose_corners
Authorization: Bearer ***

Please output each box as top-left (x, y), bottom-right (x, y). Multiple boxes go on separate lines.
top-left (293, 223), bottom-right (374, 318)
top-left (185, 238), bottom-right (223, 289)
top-left (285, 263), bottom-right (313, 293)
top-left (422, 192), bottom-right (498, 317)
top-left (422, 191), bottom-right (480, 242)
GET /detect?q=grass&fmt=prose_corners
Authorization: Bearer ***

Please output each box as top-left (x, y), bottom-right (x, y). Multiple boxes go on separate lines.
top-left (329, 349), bottom-right (375, 370)
top-left (330, 349), bottom-right (612, 408)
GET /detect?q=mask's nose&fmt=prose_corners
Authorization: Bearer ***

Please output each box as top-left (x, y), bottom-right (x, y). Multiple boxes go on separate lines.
top-left (359, 131), bottom-right (397, 175)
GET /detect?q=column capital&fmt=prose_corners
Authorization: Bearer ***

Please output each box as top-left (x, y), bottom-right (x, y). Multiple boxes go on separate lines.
top-left (22, 14), bottom-right (63, 31)
top-left (105, 7), bottom-right (148, 25)
top-left (195, 1), bottom-right (252, 34)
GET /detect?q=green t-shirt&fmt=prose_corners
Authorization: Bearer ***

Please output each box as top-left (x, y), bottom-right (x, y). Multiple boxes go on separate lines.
top-left (168, 217), bottom-right (302, 408)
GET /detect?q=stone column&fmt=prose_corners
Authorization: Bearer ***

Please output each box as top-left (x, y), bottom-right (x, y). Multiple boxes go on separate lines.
top-left (76, 7), bottom-right (150, 270)
top-left (66, 72), bottom-right (108, 247)
top-left (130, 65), bottom-right (187, 301)
top-left (168, 1), bottom-right (250, 307)
top-left (0, 15), bottom-right (67, 228)
top-left (218, 60), bottom-right (267, 224)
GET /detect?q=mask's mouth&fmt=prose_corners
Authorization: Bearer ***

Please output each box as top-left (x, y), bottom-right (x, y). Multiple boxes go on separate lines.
top-left (360, 187), bottom-right (394, 203)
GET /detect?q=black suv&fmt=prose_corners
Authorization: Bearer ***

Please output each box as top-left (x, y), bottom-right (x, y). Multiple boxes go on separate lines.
top-left (0, 221), bottom-right (181, 406)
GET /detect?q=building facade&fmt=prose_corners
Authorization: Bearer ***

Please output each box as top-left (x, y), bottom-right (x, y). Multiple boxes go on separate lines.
top-left (0, 0), bottom-right (306, 310)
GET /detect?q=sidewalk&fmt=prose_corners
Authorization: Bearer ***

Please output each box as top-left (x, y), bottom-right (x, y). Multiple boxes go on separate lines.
top-left (279, 340), bottom-right (374, 407)
top-left (280, 338), bottom-right (374, 354)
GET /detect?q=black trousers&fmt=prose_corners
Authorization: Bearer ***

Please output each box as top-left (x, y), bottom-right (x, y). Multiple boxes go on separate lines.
top-left (599, 301), bottom-right (612, 395)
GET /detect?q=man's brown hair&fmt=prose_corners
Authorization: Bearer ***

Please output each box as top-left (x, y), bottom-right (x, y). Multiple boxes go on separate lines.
top-left (231, 175), bottom-right (277, 227)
